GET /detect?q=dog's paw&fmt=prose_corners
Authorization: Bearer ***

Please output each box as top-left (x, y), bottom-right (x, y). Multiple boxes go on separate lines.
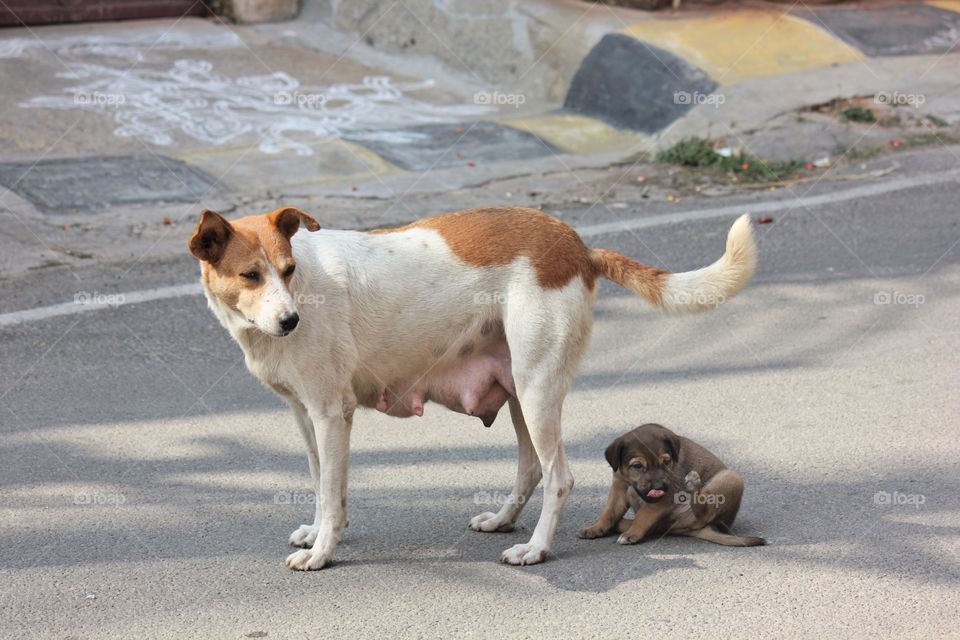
top-left (499, 543), bottom-right (548, 566)
top-left (284, 548), bottom-right (331, 571)
top-left (617, 533), bottom-right (642, 545)
top-left (288, 524), bottom-right (320, 548)
top-left (576, 525), bottom-right (608, 539)
top-left (469, 512), bottom-right (515, 533)
top-left (684, 471), bottom-right (702, 494)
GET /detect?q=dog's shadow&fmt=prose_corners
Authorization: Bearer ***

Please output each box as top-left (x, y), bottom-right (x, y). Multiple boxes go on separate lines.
top-left (307, 461), bottom-right (960, 593)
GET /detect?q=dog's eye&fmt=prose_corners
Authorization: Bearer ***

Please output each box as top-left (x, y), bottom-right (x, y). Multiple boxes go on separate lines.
top-left (240, 271), bottom-right (260, 282)
top-left (283, 265), bottom-right (296, 278)
top-left (630, 463), bottom-right (645, 471)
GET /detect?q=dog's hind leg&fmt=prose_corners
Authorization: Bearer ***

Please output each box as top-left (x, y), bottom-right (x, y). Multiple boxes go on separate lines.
top-left (287, 400), bottom-right (323, 548)
top-left (499, 384), bottom-right (572, 565)
top-left (469, 397), bottom-right (541, 533)
top-left (498, 281), bottom-right (593, 566)
top-left (688, 468), bottom-right (745, 530)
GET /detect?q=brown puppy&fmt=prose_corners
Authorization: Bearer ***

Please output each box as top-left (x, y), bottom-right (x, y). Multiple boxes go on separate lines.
top-left (577, 424), bottom-right (765, 546)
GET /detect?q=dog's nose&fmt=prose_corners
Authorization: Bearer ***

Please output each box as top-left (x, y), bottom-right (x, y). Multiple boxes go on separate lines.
top-left (279, 312), bottom-right (300, 333)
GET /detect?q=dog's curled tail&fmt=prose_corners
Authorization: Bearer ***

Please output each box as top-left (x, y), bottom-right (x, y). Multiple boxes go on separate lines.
top-left (686, 526), bottom-right (767, 547)
top-left (590, 214), bottom-right (757, 313)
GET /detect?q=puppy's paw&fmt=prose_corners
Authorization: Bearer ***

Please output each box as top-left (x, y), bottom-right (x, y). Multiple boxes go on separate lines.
top-left (617, 533), bottom-right (642, 545)
top-left (284, 548), bottom-right (331, 571)
top-left (469, 512), bottom-right (515, 533)
top-left (576, 525), bottom-right (608, 539)
top-left (684, 471), bottom-right (703, 494)
top-left (288, 524), bottom-right (320, 548)
top-left (499, 543), bottom-right (548, 566)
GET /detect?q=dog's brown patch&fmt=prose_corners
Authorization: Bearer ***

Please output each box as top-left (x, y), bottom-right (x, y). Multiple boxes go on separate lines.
top-left (373, 208), bottom-right (597, 289)
top-left (590, 248), bottom-right (667, 306)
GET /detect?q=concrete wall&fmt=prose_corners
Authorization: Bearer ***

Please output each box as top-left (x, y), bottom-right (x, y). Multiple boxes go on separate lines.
top-left (311, 0), bottom-right (582, 101)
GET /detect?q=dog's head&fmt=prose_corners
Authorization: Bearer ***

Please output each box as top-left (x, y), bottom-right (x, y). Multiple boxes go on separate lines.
top-left (604, 424), bottom-right (681, 504)
top-left (188, 206), bottom-right (321, 337)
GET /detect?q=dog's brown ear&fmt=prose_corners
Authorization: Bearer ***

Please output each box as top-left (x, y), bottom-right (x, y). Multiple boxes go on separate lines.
top-left (269, 206), bottom-right (321, 239)
top-left (663, 433), bottom-right (681, 462)
top-left (604, 437), bottom-right (625, 471)
top-left (189, 209), bottom-right (232, 265)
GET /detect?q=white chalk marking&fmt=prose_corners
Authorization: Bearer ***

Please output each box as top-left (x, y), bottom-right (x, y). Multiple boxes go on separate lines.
top-left (1, 166), bottom-right (958, 328)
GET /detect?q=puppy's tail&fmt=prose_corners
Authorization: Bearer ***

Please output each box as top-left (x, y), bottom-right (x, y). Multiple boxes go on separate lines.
top-left (590, 214), bottom-right (757, 313)
top-left (686, 526), bottom-right (767, 547)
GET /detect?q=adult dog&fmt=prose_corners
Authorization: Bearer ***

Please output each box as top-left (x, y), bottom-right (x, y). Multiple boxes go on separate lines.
top-left (188, 206), bottom-right (756, 569)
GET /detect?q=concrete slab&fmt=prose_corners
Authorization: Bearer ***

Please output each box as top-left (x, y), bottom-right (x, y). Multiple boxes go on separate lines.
top-left (344, 121), bottom-right (558, 172)
top-left (796, 4), bottom-right (960, 57)
top-left (563, 34), bottom-right (717, 133)
top-left (622, 10), bottom-right (864, 85)
top-left (0, 155), bottom-right (219, 214)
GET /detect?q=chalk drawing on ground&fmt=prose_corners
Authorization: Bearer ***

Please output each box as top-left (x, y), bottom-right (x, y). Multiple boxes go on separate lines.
top-left (9, 28), bottom-right (492, 155)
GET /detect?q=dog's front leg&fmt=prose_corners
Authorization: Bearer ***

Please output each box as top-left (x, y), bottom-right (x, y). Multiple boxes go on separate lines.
top-left (285, 401), bottom-right (351, 571)
top-left (287, 399), bottom-right (323, 548)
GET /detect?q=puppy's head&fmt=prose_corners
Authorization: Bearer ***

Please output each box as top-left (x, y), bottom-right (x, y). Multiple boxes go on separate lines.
top-left (605, 424), bottom-right (681, 504)
top-left (189, 206), bottom-right (320, 337)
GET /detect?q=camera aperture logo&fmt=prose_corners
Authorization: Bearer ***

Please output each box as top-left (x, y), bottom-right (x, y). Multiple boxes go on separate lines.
top-left (474, 91), bottom-right (525, 108)
top-left (474, 490), bottom-right (524, 506)
top-left (674, 491), bottom-right (725, 506)
top-left (473, 291), bottom-right (507, 305)
top-left (673, 290), bottom-right (726, 308)
top-left (674, 91), bottom-right (725, 109)
top-left (294, 292), bottom-right (325, 307)
top-left (274, 91), bottom-right (326, 109)
top-left (873, 290), bottom-right (924, 308)
top-left (74, 291), bottom-right (126, 307)
top-left (73, 491), bottom-right (126, 506)
top-left (874, 91), bottom-right (925, 108)
top-left (873, 490), bottom-right (925, 509)
top-left (73, 91), bottom-right (125, 108)
top-left (274, 490), bottom-right (316, 505)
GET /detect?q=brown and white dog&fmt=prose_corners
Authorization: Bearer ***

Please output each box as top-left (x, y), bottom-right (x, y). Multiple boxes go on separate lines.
top-left (188, 206), bottom-right (756, 569)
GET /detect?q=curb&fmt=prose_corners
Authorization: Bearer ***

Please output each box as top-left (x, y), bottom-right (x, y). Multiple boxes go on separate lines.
top-left (556, 2), bottom-right (960, 142)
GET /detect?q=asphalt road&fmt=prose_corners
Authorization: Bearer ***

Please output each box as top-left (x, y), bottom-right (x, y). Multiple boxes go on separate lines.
top-left (1, 151), bottom-right (958, 638)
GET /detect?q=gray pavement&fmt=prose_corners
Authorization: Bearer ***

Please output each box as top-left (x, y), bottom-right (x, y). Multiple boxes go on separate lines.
top-left (1, 146), bottom-right (958, 638)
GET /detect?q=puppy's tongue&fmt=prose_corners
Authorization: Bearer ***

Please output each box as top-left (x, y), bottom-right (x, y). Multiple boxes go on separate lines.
top-left (647, 489), bottom-right (665, 499)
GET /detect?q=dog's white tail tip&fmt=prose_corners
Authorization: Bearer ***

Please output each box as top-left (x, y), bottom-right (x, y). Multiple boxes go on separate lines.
top-left (659, 215), bottom-right (757, 314)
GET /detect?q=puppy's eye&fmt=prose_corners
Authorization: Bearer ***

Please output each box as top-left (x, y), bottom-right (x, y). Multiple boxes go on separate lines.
top-left (630, 463), bottom-right (645, 471)
top-left (282, 265), bottom-right (296, 278)
top-left (240, 271), bottom-right (260, 282)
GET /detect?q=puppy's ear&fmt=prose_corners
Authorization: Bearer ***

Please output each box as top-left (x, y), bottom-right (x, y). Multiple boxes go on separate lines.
top-left (189, 209), bottom-right (232, 265)
top-left (269, 206), bottom-right (321, 239)
top-left (662, 434), bottom-right (681, 462)
top-left (604, 437), bottom-right (625, 471)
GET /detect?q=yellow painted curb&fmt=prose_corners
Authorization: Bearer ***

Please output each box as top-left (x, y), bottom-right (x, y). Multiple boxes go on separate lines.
top-left (499, 113), bottom-right (646, 155)
top-left (623, 10), bottom-right (865, 85)
top-left (926, 0), bottom-right (960, 13)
